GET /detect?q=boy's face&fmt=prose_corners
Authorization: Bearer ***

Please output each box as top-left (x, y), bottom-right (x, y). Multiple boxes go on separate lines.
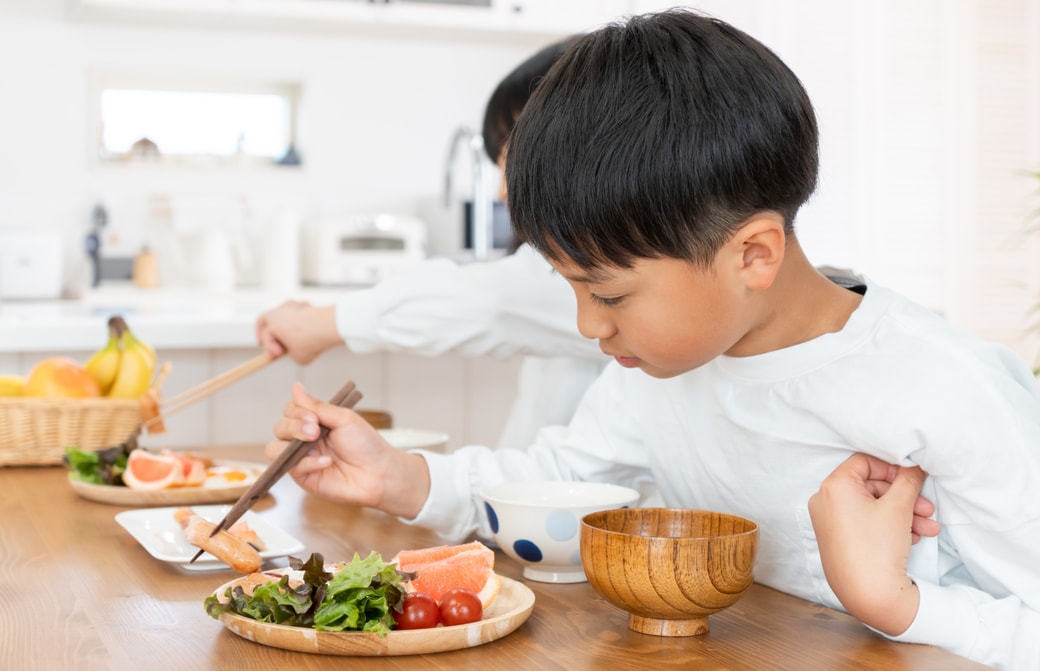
top-left (549, 252), bottom-right (751, 379)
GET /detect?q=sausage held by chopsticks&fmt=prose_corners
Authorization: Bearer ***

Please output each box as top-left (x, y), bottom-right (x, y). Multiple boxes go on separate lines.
top-left (184, 515), bottom-right (262, 574)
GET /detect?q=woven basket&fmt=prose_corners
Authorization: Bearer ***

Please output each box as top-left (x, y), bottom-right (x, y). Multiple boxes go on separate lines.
top-left (0, 397), bottom-right (142, 466)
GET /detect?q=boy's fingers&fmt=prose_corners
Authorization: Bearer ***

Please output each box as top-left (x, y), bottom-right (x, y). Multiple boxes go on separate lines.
top-left (290, 381), bottom-right (357, 432)
top-left (887, 466), bottom-right (928, 508)
top-left (912, 514), bottom-right (941, 539)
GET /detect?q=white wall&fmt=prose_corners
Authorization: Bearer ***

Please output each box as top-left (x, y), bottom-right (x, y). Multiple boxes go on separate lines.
top-left (0, 0), bottom-right (553, 289)
top-left (2, 0), bottom-right (1040, 360)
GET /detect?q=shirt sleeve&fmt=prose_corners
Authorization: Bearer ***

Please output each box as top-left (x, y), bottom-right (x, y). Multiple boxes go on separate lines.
top-left (402, 364), bottom-right (655, 542)
top-left (892, 540), bottom-right (1040, 669)
top-left (875, 344), bottom-right (1040, 670)
top-left (332, 245), bottom-right (601, 360)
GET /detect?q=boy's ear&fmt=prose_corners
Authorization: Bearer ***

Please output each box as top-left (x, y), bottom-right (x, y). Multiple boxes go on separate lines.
top-left (731, 213), bottom-right (786, 290)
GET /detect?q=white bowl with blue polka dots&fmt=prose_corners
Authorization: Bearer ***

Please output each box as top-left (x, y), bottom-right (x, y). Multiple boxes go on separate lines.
top-left (479, 481), bottom-right (641, 583)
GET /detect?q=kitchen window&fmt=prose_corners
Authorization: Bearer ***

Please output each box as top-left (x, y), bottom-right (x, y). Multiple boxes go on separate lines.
top-left (93, 76), bottom-right (303, 168)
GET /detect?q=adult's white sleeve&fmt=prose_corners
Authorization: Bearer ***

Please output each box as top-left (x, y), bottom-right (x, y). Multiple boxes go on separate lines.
top-left (333, 246), bottom-right (601, 359)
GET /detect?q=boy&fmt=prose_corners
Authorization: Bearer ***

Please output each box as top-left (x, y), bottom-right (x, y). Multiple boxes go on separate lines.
top-left (269, 10), bottom-right (1040, 669)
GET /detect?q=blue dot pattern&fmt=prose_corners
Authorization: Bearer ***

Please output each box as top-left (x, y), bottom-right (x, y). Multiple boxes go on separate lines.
top-left (485, 502), bottom-right (499, 533)
top-left (513, 539), bottom-right (543, 562)
top-left (545, 509), bottom-right (578, 541)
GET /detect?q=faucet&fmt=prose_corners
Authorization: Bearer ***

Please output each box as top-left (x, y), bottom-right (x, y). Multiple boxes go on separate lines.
top-left (444, 125), bottom-right (493, 261)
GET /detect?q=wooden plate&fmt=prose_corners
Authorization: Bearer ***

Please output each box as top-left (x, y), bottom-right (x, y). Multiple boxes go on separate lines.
top-left (213, 576), bottom-right (535, 655)
top-left (68, 461), bottom-right (265, 506)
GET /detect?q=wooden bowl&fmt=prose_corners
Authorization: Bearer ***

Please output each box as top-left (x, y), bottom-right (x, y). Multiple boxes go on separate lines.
top-left (580, 508), bottom-right (758, 637)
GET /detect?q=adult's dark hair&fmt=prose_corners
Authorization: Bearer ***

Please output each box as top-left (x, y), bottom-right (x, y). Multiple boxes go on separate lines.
top-left (507, 9), bottom-right (820, 269)
top-left (482, 37), bottom-right (579, 164)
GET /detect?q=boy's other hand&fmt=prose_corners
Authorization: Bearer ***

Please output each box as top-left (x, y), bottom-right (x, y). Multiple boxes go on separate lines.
top-left (807, 453), bottom-right (939, 636)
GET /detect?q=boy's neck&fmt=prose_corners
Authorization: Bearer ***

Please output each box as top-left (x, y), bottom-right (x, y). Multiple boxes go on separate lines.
top-left (728, 242), bottom-right (863, 357)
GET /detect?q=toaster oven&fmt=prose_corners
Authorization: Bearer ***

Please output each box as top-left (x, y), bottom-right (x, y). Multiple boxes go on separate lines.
top-left (301, 214), bottom-right (426, 286)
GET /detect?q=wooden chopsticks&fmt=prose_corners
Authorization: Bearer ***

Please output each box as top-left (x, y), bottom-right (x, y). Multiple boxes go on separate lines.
top-left (141, 352), bottom-right (276, 430)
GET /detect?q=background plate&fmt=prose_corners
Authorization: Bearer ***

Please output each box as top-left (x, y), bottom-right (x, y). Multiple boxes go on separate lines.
top-left (115, 504), bottom-right (305, 571)
top-left (214, 574), bottom-right (535, 655)
top-left (69, 460), bottom-right (265, 506)
top-left (378, 428), bottom-right (450, 452)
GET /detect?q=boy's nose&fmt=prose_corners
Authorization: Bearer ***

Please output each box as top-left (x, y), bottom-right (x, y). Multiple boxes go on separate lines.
top-left (576, 302), bottom-right (616, 341)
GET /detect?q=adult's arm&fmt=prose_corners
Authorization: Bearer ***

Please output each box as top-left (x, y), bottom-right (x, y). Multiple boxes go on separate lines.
top-left (335, 245), bottom-right (601, 359)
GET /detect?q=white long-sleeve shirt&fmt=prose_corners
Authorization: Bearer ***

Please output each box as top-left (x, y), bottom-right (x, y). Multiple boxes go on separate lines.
top-left (332, 244), bottom-right (606, 448)
top-left (411, 280), bottom-right (1040, 670)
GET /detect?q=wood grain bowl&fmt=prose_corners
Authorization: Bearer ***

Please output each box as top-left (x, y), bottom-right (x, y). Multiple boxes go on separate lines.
top-left (580, 507), bottom-right (758, 637)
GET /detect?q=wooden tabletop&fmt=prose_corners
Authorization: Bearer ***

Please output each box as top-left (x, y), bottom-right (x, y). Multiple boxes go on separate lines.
top-left (1, 445), bottom-right (989, 671)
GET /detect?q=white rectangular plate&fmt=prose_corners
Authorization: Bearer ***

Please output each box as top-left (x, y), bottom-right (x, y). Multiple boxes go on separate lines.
top-left (115, 504), bottom-right (305, 572)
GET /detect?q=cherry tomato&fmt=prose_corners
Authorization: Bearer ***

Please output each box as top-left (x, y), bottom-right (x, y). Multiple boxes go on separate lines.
top-left (438, 589), bottom-right (483, 627)
top-left (394, 593), bottom-right (441, 630)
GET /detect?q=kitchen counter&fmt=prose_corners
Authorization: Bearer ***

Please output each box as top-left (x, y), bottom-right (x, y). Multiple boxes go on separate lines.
top-left (0, 285), bottom-right (347, 352)
top-left (0, 285), bottom-right (521, 451)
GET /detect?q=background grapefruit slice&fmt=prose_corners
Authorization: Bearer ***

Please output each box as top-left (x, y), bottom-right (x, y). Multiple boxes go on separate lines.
top-left (122, 450), bottom-right (184, 490)
top-left (165, 451), bottom-right (206, 486)
top-left (394, 542), bottom-right (502, 608)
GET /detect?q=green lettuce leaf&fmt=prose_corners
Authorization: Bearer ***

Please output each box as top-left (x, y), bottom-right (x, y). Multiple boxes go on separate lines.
top-left (63, 444), bottom-right (130, 486)
top-left (204, 551), bottom-right (408, 636)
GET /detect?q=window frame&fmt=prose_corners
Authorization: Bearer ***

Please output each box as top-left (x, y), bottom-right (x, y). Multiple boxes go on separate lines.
top-left (88, 71), bottom-right (304, 169)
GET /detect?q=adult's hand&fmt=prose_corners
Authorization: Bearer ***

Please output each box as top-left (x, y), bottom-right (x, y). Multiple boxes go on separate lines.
top-left (255, 301), bottom-right (344, 364)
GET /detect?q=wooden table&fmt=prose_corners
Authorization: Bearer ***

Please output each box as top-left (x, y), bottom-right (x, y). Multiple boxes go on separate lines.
top-left (1, 445), bottom-right (990, 671)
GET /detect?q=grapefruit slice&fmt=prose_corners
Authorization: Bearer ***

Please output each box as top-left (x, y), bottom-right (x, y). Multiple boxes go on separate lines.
top-left (394, 540), bottom-right (492, 566)
top-left (122, 449), bottom-right (184, 490)
top-left (162, 451), bottom-right (206, 486)
top-left (394, 541), bottom-right (502, 609)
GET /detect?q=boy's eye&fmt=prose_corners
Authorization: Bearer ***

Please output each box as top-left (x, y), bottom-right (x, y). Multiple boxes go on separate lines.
top-left (589, 293), bottom-right (624, 307)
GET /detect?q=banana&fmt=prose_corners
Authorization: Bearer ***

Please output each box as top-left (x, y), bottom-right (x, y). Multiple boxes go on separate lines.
top-left (125, 330), bottom-right (156, 370)
top-left (104, 315), bottom-right (157, 399)
top-left (85, 322), bottom-right (122, 395)
top-left (106, 330), bottom-right (155, 398)
top-left (0, 374), bottom-right (25, 397)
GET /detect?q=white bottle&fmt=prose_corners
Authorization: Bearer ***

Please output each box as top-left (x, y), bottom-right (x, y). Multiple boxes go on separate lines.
top-left (261, 208), bottom-right (301, 292)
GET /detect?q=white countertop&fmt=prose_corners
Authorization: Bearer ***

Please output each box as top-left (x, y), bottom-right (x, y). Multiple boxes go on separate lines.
top-left (0, 284), bottom-right (348, 352)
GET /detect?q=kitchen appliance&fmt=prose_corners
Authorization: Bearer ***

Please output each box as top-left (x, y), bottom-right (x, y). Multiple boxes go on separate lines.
top-left (174, 230), bottom-right (252, 291)
top-left (0, 229), bottom-right (63, 299)
top-left (301, 214), bottom-right (426, 286)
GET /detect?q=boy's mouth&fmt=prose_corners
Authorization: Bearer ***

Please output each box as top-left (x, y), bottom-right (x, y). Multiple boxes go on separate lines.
top-left (613, 355), bottom-right (641, 368)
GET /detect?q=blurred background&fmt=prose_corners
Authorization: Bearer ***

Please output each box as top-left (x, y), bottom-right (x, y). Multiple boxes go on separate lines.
top-left (0, 0), bottom-right (1038, 446)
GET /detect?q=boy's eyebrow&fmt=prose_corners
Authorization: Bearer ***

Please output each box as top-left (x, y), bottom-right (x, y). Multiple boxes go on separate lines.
top-left (559, 266), bottom-right (613, 283)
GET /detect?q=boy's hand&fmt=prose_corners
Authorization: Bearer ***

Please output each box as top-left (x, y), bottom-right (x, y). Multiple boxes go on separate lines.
top-left (264, 382), bottom-right (431, 519)
top-left (256, 301), bottom-right (344, 364)
top-left (807, 453), bottom-right (940, 636)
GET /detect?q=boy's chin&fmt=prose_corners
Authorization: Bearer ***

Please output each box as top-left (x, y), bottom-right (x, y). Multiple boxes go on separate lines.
top-left (636, 363), bottom-right (690, 379)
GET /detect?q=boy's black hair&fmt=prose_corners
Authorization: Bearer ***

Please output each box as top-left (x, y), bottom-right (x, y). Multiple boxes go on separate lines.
top-left (482, 37), bottom-right (579, 164)
top-left (506, 9), bottom-right (820, 269)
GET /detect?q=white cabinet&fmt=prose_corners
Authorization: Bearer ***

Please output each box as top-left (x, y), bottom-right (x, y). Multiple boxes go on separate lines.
top-left (2, 345), bottom-right (521, 451)
top-left (0, 289), bottom-right (523, 451)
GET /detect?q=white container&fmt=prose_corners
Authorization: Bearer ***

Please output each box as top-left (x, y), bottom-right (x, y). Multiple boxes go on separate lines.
top-left (0, 229), bottom-right (63, 299)
top-left (260, 208), bottom-right (301, 292)
top-left (479, 480), bottom-right (641, 583)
